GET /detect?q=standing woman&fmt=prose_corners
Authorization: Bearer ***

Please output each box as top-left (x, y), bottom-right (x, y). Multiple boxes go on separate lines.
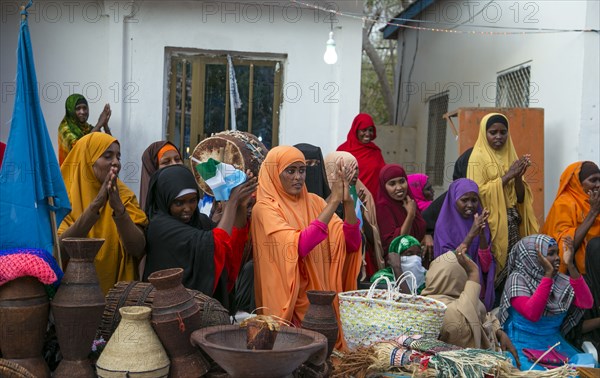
top-left (58, 93), bottom-right (111, 165)
top-left (433, 178), bottom-right (495, 310)
top-left (467, 113), bottom-right (538, 286)
top-left (337, 113), bottom-right (386, 198)
top-left (59, 133), bottom-right (147, 294)
top-left (143, 165), bottom-right (256, 307)
top-left (251, 146), bottom-right (362, 350)
top-left (498, 235), bottom-right (594, 370)
top-left (139, 141), bottom-right (183, 210)
top-left (541, 161), bottom-right (600, 274)
top-left (376, 164), bottom-right (427, 254)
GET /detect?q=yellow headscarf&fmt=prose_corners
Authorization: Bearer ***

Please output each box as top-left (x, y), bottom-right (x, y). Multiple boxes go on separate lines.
top-left (59, 133), bottom-right (148, 294)
top-left (250, 146), bottom-right (361, 351)
top-left (467, 113), bottom-right (538, 276)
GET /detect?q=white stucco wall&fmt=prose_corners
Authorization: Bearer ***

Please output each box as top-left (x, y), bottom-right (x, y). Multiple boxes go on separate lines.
top-left (393, 0), bottom-right (599, 215)
top-left (0, 0), bottom-right (363, 195)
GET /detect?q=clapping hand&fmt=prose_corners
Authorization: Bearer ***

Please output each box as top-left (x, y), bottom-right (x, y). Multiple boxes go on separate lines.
top-left (537, 249), bottom-right (555, 278)
top-left (562, 236), bottom-right (574, 268)
top-left (456, 244), bottom-right (479, 283)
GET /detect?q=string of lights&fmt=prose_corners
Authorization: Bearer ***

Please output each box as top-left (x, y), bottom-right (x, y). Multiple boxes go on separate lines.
top-left (291, 0), bottom-right (599, 36)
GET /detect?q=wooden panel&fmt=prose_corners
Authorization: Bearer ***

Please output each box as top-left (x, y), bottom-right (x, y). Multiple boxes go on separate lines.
top-left (451, 107), bottom-right (545, 225)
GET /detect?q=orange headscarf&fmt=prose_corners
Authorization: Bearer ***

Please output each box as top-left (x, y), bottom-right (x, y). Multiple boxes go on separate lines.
top-left (542, 161), bottom-right (600, 274)
top-left (250, 146), bottom-right (361, 351)
top-left (59, 133), bottom-right (148, 294)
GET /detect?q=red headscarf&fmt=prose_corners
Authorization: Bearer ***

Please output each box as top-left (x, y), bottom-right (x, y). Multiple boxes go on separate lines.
top-left (337, 114), bottom-right (386, 198)
top-left (376, 164), bottom-right (426, 251)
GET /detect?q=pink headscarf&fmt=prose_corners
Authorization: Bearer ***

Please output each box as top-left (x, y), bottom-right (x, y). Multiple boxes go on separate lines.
top-left (407, 173), bottom-right (432, 212)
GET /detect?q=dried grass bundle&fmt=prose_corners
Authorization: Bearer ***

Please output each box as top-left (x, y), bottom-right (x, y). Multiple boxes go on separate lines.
top-left (331, 346), bottom-right (379, 378)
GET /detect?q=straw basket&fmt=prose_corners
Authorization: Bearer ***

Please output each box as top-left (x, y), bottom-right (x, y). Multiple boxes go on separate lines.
top-left (339, 273), bottom-right (447, 350)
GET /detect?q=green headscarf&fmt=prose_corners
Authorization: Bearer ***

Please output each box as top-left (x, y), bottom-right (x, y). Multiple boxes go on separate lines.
top-left (58, 93), bottom-right (92, 152)
top-left (370, 235), bottom-right (422, 284)
top-left (389, 235), bottom-right (421, 255)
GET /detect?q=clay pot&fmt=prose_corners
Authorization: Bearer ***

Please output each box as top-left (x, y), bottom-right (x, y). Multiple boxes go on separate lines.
top-left (301, 290), bottom-right (339, 358)
top-left (51, 238), bottom-right (106, 377)
top-left (0, 276), bottom-right (50, 377)
top-left (96, 306), bottom-right (170, 377)
top-left (148, 268), bottom-right (209, 377)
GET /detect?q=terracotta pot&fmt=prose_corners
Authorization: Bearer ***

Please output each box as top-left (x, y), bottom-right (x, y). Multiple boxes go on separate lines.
top-left (301, 290), bottom-right (339, 358)
top-left (148, 268), bottom-right (209, 377)
top-left (51, 238), bottom-right (105, 377)
top-left (96, 306), bottom-right (170, 377)
top-left (0, 276), bottom-right (50, 378)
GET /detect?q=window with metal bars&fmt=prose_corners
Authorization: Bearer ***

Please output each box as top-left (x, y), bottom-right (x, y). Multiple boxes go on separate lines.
top-left (496, 65), bottom-right (531, 108)
top-left (425, 93), bottom-right (449, 186)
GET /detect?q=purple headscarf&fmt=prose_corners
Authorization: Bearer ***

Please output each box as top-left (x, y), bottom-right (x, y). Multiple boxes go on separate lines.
top-left (433, 178), bottom-right (496, 310)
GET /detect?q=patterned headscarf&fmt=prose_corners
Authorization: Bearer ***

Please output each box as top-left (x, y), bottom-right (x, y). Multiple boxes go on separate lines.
top-left (498, 234), bottom-right (583, 334)
top-left (58, 94), bottom-right (92, 153)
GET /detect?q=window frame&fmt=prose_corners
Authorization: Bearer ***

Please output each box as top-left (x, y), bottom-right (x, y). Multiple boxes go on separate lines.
top-left (165, 49), bottom-right (285, 161)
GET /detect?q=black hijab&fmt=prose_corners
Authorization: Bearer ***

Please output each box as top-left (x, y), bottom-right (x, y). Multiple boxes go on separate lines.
top-left (294, 143), bottom-right (331, 199)
top-left (143, 165), bottom-right (228, 306)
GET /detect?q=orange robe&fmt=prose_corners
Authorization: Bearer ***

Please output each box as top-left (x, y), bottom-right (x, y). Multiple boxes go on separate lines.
top-left (251, 146), bottom-right (362, 351)
top-left (542, 162), bottom-right (600, 274)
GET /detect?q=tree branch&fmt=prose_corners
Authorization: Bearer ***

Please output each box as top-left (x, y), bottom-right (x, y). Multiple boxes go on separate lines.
top-left (363, 27), bottom-right (395, 124)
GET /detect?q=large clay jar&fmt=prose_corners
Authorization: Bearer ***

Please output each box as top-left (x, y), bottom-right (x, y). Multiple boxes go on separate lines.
top-left (96, 306), bottom-right (170, 377)
top-left (0, 276), bottom-right (50, 377)
top-left (148, 268), bottom-right (209, 378)
top-left (51, 238), bottom-right (105, 377)
top-left (301, 290), bottom-right (339, 358)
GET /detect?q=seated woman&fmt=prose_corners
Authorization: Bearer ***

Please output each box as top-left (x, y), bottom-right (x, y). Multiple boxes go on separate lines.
top-left (59, 133), bottom-right (147, 294)
top-left (498, 235), bottom-right (594, 370)
top-left (251, 146), bottom-right (362, 350)
top-left (143, 165), bottom-right (256, 307)
top-left (421, 248), bottom-right (519, 366)
top-left (376, 164), bottom-right (431, 258)
top-left (371, 235), bottom-right (426, 293)
top-left (294, 143), bottom-right (331, 199)
top-left (337, 113), bottom-right (386, 198)
top-left (434, 178), bottom-right (496, 310)
top-left (542, 161), bottom-right (600, 275)
top-left (324, 151), bottom-right (385, 279)
top-left (58, 93), bottom-right (111, 165)
top-left (139, 141), bottom-right (183, 210)
top-left (407, 173), bottom-right (434, 212)
top-left (421, 245), bottom-right (520, 366)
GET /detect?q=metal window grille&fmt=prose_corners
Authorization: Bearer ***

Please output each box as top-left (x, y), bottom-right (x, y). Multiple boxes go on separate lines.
top-left (496, 66), bottom-right (531, 108)
top-left (426, 93), bottom-right (449, 186)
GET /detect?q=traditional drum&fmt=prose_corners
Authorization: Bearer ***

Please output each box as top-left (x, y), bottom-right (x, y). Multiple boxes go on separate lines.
top-left (190, 130), bottom-right (268, 196)
top-left (98, 281), bottom-right (230, 341)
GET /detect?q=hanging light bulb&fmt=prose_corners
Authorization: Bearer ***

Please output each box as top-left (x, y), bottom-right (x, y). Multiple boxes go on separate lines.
top-left (323, 31), bottom-right (338, 65)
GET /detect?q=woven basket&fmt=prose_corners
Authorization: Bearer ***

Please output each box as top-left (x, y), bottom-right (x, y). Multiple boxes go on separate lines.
top-left (98, 281), bottom-right (230, 341)
top-left (0, 359), bottom-right (36, 378)
top-left (339, 273), bottom-right (447, 350)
